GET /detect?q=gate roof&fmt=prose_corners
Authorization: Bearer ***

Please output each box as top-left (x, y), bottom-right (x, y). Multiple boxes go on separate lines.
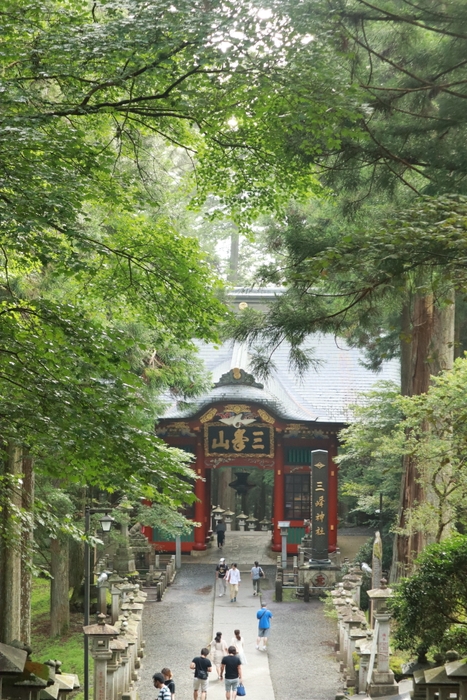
top-left (161, 334), bottom-right (399, 424)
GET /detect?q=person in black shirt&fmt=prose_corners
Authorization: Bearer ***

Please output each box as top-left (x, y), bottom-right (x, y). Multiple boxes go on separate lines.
top-left (161, 668), bottom-right (175, 700)
top-left (190, 647), bottom-right (212, 700)
top-left (216, 519), bottom-right (226, 548)
top-left (221, 646), bottom-right (242, 700)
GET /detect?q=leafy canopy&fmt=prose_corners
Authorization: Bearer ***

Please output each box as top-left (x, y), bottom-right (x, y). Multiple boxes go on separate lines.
top-left (231, 195), bottom-right (467, 376)
top-left (392, 535), bottom-right (467, 657)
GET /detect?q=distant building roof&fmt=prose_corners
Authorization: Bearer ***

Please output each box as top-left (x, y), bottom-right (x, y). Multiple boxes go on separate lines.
top-left (161, 334), bottom-right (400, 424)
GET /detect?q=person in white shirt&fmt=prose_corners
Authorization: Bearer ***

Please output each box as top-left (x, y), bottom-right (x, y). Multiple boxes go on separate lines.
top-left (231, 629), bottom-right (247, 665)
top-left (225, 563), bottom-right (241, 602)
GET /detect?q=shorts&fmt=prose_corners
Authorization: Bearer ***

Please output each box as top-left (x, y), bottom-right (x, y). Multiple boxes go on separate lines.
top-left (193, 678), bottom-right (209, 692)
top-left (225, 678), bottom-right (239, 693)
top-left (258, 627), bottom-right (269, 637)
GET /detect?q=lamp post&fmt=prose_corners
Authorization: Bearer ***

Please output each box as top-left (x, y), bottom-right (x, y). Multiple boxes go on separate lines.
top-left (84, 507), bottom-right (115, 700)
top-left (175, 525), bottom-right (183, 569)
top-left (278, 521), bottom-right (290, 569)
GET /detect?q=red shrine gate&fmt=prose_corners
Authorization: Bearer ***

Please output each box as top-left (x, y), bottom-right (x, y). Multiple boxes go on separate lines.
top-left (146, 368), bottom-right (340, 555)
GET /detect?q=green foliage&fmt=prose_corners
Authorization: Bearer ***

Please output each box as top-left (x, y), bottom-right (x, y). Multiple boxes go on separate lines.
top-left (394, 356), bottom-right (467, 540)
top-left (323, 591), bottom-right (338, 619)
top-left (0, 0), bottom-right (356, 232)
top-left (308, 0), bottom-right (467, 200)
top-left (337, 381), bottom-right (403, 531)
top-left (391, 535), bottom-right (467, 656)
top-left (230, 195), bottom-right (467, 376)
top-left (337, 354), bottom-right (467, 545)
top-left (136, 503), bottom-right (195, 538)
top-left (31, 578), bottom-right (85, 698)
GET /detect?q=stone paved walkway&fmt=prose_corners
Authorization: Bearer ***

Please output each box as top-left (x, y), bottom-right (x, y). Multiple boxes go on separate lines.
top-left (136, 532), bottom-right (341, 700)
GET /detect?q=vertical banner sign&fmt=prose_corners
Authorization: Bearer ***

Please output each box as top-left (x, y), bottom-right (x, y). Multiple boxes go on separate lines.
top-left (311, 449), bottom-right (329, 561)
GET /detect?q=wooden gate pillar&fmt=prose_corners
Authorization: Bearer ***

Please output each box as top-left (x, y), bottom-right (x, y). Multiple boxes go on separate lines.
top-left (204, 468), bottom-right (212, 544)
top-left (272, 432), bottom-right (285, 552)
top-left (193, 435), bottom-right (207, 550)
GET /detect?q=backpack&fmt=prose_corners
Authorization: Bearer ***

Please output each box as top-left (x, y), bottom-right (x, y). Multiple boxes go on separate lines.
top-left (197, 659), bottom-right (208, 680)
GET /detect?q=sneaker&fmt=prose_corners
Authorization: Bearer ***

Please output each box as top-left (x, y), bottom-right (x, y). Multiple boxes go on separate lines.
top-left (234, 597), bottom-right (237, 601)
top-left (253, 592), bottom-right (256, 596)
top-left (255, 645), bottom-right (259, 650)
top-left (230, 599), bottom-right (234, 602)
top-left (219, 594), bottom-right (223, 597)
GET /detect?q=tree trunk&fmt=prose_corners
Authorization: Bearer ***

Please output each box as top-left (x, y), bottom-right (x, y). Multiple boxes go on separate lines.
top-left (0, 443), bottom-right (23, 643)
top-left (69, 538), bottom-right (84, 611)
top-left (50, 537), bottom-right (70, 636)
top-left (392, 291), bottom-right (455, 579)
top-left (429, 288), bottom-right (455, 376)
top-left (20, 452), bottom-right (34, 644)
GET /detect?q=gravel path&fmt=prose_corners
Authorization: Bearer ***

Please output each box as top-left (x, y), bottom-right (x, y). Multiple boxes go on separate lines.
top-left (261, 565), bottom-right (340, 700)
top-left (137, 564), bottom-right (215, 700)
top-left (137, 562), bottom-right (341, 700)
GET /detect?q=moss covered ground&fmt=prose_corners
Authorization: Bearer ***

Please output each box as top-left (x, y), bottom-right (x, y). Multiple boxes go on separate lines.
top-left (31, 578), bottom-right (86, 700)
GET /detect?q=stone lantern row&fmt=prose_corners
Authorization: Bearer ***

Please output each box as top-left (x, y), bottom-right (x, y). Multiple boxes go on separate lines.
top-left (330, 555), bottom-right (399, 698)
top-left (211, 505), bottom-right (271, 532)
top-left (83, 577), bottom-right (148, 700)
top-left (0, 643), bottom-right (79, 700)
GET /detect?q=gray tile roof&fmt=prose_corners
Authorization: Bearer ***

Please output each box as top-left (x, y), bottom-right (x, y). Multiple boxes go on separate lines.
top-left (161, 335), bottom-right (400, 424)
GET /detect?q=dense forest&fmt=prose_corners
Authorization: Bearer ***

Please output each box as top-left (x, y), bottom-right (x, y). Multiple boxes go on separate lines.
top-left (2, 0), bottom-right (467, 651)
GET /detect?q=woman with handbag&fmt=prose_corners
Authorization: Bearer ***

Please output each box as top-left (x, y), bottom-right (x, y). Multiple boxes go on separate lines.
top-left (250, 561), bottom-right (264, 596)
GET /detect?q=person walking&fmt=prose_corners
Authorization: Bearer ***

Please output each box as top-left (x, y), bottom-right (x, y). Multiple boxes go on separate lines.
top-left (216, 557), bottom-right (228, 597)
top-left (225, 563), bottom-right (241, 602)
top-left (153, 673), bottom-right (172, 700)
top-left (220, 646), bottom-right (243, 700)
top-left (209, 631), bottom-right (228, 680)
top-left (161, 668), bottom-right (175, 700)
top-left (231, 629), bottom-right (247, 665)
top-left (216, 519), bottom-right (226, 548)
top-left (256, 602), bottom-right (273, 651)
top-left (250, 560), bottom-right (264, 596)
top-left (190, 647), bottom-right (212, 700)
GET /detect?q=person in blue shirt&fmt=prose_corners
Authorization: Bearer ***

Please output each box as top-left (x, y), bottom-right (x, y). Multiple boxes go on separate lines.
top-left (256, 602), bottom-right (273, 651)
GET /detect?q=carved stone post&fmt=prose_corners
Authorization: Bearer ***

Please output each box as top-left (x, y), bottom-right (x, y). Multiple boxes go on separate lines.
top-left (355, 636), bottom-right (373, 694)
top-left (83, 614), bottom-right (118, 700)
top-left (367, 580), bottom-right (398, 698)
top-left (108, 572), bottom-right (124, 625)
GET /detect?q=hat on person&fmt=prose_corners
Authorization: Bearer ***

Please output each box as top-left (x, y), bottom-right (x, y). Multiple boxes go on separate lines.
top-left (153, 673), bottom-right (165, 684)
top-left (220, 557), bottom-right (225, 562)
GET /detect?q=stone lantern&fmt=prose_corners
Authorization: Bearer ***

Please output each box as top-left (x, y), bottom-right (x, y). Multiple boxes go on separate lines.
top-left (366, 580), bottom-right (398, 698)
top-left (236, 512), bottom-right (248, 531)
top-left (222, 509), bottom-right (235, 531)
top-left (83, 613), bottom-right (119, 700)
top-left (366, 577), bottom-right (392, 625)
top-left (259, 518), bottom-right (271, 531)
top-left (278, 521), bottom-right (290, 569)
top-left (246, 515), bottom-right (258, 531)
top-left (0, 642), bottom-right (28, 699)
top-left (107, 571), bottom-right (124, 625)
top-left (211, 505), bottom-right (225, 530)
